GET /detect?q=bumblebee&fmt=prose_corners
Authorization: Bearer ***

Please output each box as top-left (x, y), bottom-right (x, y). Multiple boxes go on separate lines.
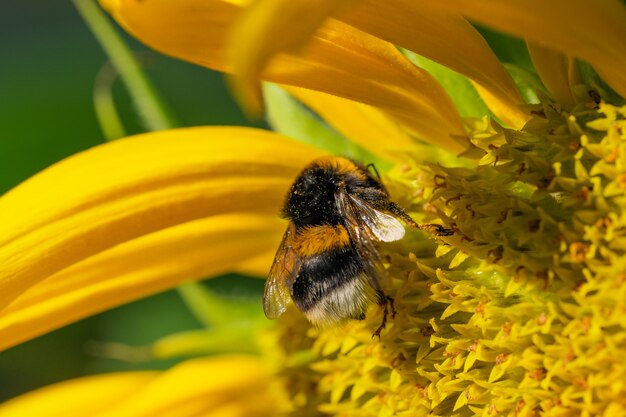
top-left (263, 156), bottom-right (417, 336)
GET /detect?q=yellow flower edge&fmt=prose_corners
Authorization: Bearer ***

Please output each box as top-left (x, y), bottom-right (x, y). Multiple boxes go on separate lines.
top-left (224, 0), bottom-right (626, 116)
top-left (0, 371), bottom-right (158, 417)
top-left (124, 0), bottom-right (529, 129)
top-left (0, 213), bottom-right (283, 352)
top-left (332, 0), bottom-right (529, 128)
top-left (0, 126), bottom-right (324, 350)
top-left (527, 42), bottom-right (578, 110)
top-left (0, 356), bottom-right (274, 417)
top-left (100, 0), bottom-right (468, 152)
top-left (226, 0), bottom-right (529, 128)
top-left (288, 87), bottom-right (418, 162)
top-left (434, 0), bottom-right (626, 99)
top-left (227, 0), bottom-right (351, 112)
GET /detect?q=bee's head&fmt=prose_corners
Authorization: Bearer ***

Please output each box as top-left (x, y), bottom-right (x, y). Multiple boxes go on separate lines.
top-left (282, 157), bottom-right (387, 228)
top-left (282, 163), bottom-right (343, 227)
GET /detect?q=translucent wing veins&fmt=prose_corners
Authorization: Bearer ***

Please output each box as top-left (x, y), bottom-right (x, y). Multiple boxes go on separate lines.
top-left (263, 222), bottom-right (299, 319)
top-left (348, 195), bottom-right (405, 242)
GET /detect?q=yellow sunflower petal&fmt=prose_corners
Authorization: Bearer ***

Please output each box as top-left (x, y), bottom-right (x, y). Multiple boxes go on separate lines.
top-left (228, 0), bottom-right (351, 112)
top-left (0, 214), bottom-right (282, 352)
top-left (101, 0), bottom-right (467, 152)
top-left (471, 82), bottom-right (529, 127)
top-left (0, 126), bottom-right (322, 314)
top-left (0, 372), bottom-right (158, 416)
top-left (295, 22), bottom-right (466, 151)
top-left (527, 42), bottom-right (577, 110)
top-left (93, 356), bottom-right (273, 417)
top-left (288, 87), bottom-right (416, 162)
top-left (234, 250), bottom-right (277, 277)
top-left (336, 0), bottom-right (529, 128)
top-left (0, 356), bottom-right (274, 417)
top-left (433, 0), bottom-right (626, 99)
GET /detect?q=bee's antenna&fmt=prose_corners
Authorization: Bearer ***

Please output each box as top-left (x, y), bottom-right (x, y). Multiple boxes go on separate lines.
top-left (365, 163), bottom-right (382, 180)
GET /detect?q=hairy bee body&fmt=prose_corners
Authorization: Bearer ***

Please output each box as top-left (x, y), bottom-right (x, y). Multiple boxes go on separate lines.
top-left (291, 225), bottom-right (372, 325)
top-left (264, 157), bottom-right (416, 331)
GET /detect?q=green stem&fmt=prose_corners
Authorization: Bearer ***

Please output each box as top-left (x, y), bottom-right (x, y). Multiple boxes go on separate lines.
top-left (72, 0), bottom-right (178, 131)
top-left (93, 63), bottom-right (127, 141)
top-left (74, 0), bottom-right (219, 327)
top-left (176, 283), bottom-right (219, 328)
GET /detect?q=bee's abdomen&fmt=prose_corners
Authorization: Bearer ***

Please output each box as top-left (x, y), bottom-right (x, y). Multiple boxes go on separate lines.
top-left (291, 243), bottom-right (372, 325)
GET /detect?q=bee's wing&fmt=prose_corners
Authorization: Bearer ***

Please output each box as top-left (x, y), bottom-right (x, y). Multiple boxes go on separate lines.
top-left (346, 194), bottom-right (405, 242)
top-left (263, 222), bottom-right (300, 319)
top-left (335, 191), bottom-right (401, 300)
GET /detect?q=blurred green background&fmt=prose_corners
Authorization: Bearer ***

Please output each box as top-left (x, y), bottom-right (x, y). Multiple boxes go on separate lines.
top-left (0, 1), bottom-right (264, 401)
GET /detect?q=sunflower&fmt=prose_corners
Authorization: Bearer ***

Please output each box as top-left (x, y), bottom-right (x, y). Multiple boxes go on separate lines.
top-left (1, 0), bottom-right (626, 415)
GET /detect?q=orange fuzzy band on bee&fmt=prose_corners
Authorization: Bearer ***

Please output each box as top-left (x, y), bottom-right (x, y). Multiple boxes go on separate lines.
top-left (293, 225), bottom-right (351, 257)
top-left (313, 157), bottom-right (367, 181)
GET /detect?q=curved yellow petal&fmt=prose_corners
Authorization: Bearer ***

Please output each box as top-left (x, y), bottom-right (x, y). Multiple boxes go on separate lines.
top-left (294, 22), bottom-right (466, 151)
top-left (0, 126), bottom-right (322, 314)
top-left (0, 214), bottom-right (282, 352)
top-left (336, 0), bottom-right (529, 128)
top-left (101, 0), bottom-right (467, 152)
top-left (0, 372), bottom-right (158, 416)
top-left (234, 250), bottom-right (277, 277)
top-left (433, 0), bottom-right (626, 99)
top-left (0, 356), bottom-right (274, 417)
top-left (93, 356), bottom-right (273, 417)
top-left (471, 83), bottom-right (530, 127)
top-left (288, 87), bottom-right (416, 162)
top-left (527, 42), bottom-right (577, 110)
top-left (228, 0), bottom-right (351, 112)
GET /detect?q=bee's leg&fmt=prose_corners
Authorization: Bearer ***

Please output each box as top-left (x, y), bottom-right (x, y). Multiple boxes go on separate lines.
top-left (386, 202), bottom-right (419, 229)
top-left (386, 295), bottom-right (397, 319)
top-left (372, 291), bottom-right (396, 339)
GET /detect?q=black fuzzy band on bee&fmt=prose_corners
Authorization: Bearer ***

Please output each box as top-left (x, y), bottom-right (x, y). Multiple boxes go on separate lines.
top-left (291, 242), bottom-right (374, 324)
